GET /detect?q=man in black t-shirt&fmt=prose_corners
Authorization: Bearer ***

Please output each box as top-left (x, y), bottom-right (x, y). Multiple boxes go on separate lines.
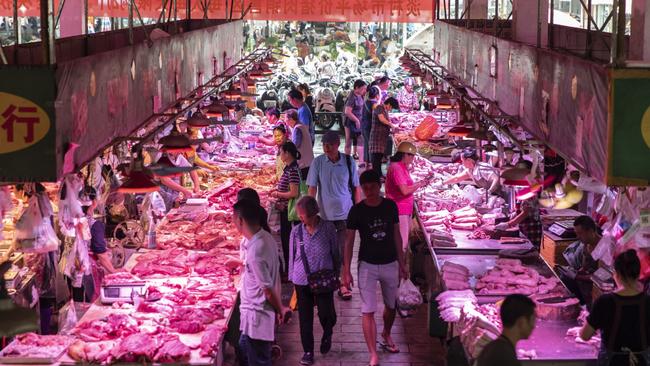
top-left (477, 294), bottom-right (537, 366)
top-left (342, 170), bottom-right (407, 366)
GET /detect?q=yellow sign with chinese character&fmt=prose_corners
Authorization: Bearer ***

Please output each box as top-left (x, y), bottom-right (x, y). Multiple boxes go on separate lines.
top-left (0, 92), bottom-right (51, 154)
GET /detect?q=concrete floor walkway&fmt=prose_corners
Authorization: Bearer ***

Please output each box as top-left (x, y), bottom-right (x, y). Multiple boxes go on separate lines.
top-left (275, 248), bottom-right (446, 366)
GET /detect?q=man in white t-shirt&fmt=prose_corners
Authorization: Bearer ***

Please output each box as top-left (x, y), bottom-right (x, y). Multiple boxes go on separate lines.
top-left (233, 200), bottom-right (289, 366)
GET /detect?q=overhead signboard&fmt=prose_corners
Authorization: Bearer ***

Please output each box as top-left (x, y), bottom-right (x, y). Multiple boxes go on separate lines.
top-left (0, 0), bottom-right (434, 22)
top-left (243, 0), bottom-right (435, 23)
top-left (0, 67), bottom-right (58, 182)
top-left (607, 68), bottom-right (650, 186)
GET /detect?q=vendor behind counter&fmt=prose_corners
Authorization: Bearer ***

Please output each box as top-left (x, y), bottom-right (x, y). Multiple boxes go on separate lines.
top-left (444, 147), bottom-right (501, 195)
top-left (557, 215), bottom-right (600, 306)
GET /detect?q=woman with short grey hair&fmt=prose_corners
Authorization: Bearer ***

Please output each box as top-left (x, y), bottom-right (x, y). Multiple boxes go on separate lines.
top-left (288, 196), bottom-right (339, 365)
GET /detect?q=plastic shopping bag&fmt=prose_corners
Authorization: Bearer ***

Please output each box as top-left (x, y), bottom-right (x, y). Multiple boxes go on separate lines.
top-left (58, 300), bottom-right (79, 335)
top-left (397, 279), bottom-right (423, 310)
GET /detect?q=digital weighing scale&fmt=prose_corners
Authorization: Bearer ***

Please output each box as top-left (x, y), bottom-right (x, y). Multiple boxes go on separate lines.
top-left (100, 282), bottom-right (146, 304)
top-left (548, 220), bottom-right (577, 239)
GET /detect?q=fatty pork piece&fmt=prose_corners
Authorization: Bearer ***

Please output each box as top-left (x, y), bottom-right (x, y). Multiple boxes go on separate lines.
top-left (154, 334), bottom-right (191, 363)
top-left (111, 333), bottom-right (162, 362)
top-left (68, 340), bottom-right (117, 364)
top-left (200, 324), bottom-right (229, 357)
top-left (168, 305), bottom-right (225, 334)
top-left (73, 314), bottom-right (140, 342)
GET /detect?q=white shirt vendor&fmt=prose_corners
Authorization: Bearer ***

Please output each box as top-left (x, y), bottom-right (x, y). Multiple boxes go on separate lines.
top-left (239, 229), bottom-right (281, 342)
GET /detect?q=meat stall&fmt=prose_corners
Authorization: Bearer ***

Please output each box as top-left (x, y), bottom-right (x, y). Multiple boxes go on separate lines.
top-left (0, 116), bottom-right (279, 365)
top-left (390, 110), bottom-right (598, 364)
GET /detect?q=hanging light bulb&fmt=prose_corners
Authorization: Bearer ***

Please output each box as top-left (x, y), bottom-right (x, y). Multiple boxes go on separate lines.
top-left (187, 113), bottom-right (212, 128)
top-left (465, 126), bottom-right (492, 141)
top-left (204, 101), bottom-right (229, 120)
top-left (159, 124), bottom-right (193, 153)
top-left (148, 155), bottom-right (196, 178)
top-left (501, 160), bottom-right (531, 181)
top-left (117, 151), bottom-right (159, 194)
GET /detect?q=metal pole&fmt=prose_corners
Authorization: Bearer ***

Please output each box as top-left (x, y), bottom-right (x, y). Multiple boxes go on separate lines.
top-left (549, 0), bottom-right (554, 48)
top-left (586, 0), bottom-right (592, 58)
top-left (186, 0), bottom-right (190, 19)
top-left (84, 0), bottom-right (88, 34)
top-left (536, 0), bottom-right (542, 48)
top-left (173, 0), bottom-right (178, 32)
top-left (128, 0), bottom-right (134, 44)
top-left (40, 0), bottom-right (55, 64)
top-left (615, 0), bottom-right (626, 64)
top-left (454, 0), bottom-right (458, 19)
top-left (610, 0), bottom-right (617, 64)
top-left (13, 0), bottom-right (18, 44)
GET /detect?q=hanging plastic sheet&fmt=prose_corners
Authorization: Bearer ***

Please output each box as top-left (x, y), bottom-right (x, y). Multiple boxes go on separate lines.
top-left (432, 22), bottom-right (609, 182)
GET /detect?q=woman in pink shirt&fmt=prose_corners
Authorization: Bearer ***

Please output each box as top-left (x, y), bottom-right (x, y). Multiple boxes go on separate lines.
top-left (385, 142), bottom-right (429, 254)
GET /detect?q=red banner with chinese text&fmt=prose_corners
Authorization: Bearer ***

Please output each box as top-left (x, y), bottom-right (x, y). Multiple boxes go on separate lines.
top-left (243, 0), bottom-right (435, 23)
top-left (0, 0), bottom-right (434, 23)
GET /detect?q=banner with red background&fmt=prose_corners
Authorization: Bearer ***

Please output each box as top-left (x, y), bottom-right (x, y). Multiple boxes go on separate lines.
top-left (1, 0), bottom-right (433, 23)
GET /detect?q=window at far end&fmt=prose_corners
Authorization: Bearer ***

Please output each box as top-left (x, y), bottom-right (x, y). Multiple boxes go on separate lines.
top-left (489, 45), bottom-right (497, 78)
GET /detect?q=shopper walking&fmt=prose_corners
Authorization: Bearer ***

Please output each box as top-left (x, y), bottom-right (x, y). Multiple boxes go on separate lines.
top-left (288, 196), bottom-right (339, 365)
top-left (369, 97), bottom-right (399, 178)
top-left (307, 130), bottom-right (361, 300)
top-left (476, 294), bottom-right (537, 366)
top-left (342, 170), bottom-right (407, 366)
top-left (270, 141), bottom-right (302, 275)
top-left (233, 200), bottom-right (288, 366)
top-left (344, 80), bottom-right (367, 164)
top-left (362, 86), bottom-right (381, 167)
top-left (288, 89), bottom-right (315, 143)
top-left (285, 109), bottom-right (314, 179)
top-left (580, 249), bottom-right (650, 366)
top-left (297, 83), bottom-right (315, 117)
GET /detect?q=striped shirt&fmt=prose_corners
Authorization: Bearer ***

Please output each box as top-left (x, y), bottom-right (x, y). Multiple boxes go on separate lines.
top-left (276, 161), bottom-right (300, 209)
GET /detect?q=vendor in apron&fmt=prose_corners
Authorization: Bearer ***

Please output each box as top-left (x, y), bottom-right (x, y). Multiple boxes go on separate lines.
top-left (155, 151), bottom-right (196, 209)
top-left (73, 187), bottom-right (122, 302)
top-left (580, 249), bottom-right (650, 366)
top-left (495, 182), bottom-right (543, 248)
top-left (444, 148), bottom-right (501, 195)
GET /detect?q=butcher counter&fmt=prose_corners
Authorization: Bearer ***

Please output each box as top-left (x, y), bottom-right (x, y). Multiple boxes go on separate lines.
top-left (422, 230), bottom-right (599, 365)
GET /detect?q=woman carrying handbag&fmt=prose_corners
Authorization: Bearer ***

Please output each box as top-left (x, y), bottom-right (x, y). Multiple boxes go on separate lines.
top-left (288, 196), bottom-right (340, 366)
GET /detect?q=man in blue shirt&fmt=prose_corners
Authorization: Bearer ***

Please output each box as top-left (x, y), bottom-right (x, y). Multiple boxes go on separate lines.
top-left (288, 89), bottom-right (315, 144)
top-left (307, 130), bottom-right (360, 300)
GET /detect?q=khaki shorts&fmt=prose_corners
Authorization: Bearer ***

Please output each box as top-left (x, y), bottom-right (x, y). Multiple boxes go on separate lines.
top-left (358, 260), bottom-right (399, 314)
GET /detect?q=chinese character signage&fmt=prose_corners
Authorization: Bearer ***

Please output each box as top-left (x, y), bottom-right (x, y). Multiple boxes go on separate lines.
top-left (0, 0), bottom-right (433, 21)
top-left (607, 68), bottom-right (650, 186)
top-left (0, 67), bottom-right (58, 181)
top-left (244, 0), bottom-right (434, 23)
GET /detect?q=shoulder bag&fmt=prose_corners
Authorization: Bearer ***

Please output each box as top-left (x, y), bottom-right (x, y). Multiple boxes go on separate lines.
top-left (298, 225), bottom-right (340, 294)
top-left (287, 167), bottom-right (308, 222)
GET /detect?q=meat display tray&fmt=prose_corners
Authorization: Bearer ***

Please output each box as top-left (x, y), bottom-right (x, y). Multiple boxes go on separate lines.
top-left (516, 319), bottom-right (598, 363)
top-left (417, 213), bottom-right (533, 255)
top-left (435, 253), bottom-right (558, 303)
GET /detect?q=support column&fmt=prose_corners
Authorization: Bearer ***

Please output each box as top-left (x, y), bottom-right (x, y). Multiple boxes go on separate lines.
top-left (59, 0), bottom-right (84, 37)
top-left (512, 0), bottom-right (549, 47)
top-left (464, 0), bottom-right (489, 19)
top-left (630, 0), bottom-right (650, 61)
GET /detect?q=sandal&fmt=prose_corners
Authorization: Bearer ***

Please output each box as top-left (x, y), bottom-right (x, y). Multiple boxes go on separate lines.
top-left (337, 288), bottom-right (352, 300)
top-left (379, 338), bottom-right (400, 353)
